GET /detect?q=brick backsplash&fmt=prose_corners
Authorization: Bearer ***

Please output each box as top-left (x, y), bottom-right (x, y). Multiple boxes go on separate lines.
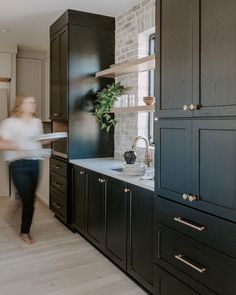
top-left (114, 0), bottom-right (155, 164)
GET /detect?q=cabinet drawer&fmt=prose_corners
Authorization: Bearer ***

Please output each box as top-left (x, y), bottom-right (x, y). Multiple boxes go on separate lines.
top-left (50, 172), bottom-right (67, 197)
top-left (50, 189), bottom-right (66, 220)
top-left (156, 224), bottom-right (236, 295)
top-left (50, 158), bottom-right (67, 177)
top-left (155, 266), bottom-right (200, 295)
top-left (156, 197), bottom-right (236, 259)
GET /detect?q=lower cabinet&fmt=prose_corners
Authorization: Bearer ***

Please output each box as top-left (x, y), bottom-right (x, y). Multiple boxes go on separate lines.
top-left (127, 184), bottom-right (154, 293)
top-left (105, 177), bottom-right (127, 269)
top-left (155, 266), bottom-right (200, 295)
top-left (72, 165), bottom-right (154, 293)
top-left (86, 170), bottom-right (106, 249)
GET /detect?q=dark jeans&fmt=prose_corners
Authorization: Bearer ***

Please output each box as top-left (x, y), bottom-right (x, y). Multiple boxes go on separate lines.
top-left (10, 160), bottom-right (39, 234)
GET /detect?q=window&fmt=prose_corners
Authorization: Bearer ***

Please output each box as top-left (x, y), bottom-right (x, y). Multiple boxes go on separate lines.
top-left (148, 33), bottom-right (155, 144)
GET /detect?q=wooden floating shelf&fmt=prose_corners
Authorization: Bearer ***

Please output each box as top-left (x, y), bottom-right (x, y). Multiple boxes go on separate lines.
top-left (96, 54), bottom-right (155, 78)
top-left (0, 78), bottom-right (11, 82)
top-left (110, 105), bottom-right (155, 114)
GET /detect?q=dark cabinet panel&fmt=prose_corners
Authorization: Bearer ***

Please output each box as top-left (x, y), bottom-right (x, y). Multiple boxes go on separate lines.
top-left (50, 26), bottom-right (68, 120)
top-left (192, 120), bottom-right (236, 221)
top-left (156, 0), bottom-right (197, 118)
top-left (127, 184), bottom-right (154, 293)
top-left (105, 177), bottom-right (127, 269)
top-left (156, 120), bottom-right (192, 200)
top-left (156, 197), bottom-right (236, 259)
top-left (50, 36), bottom-right (60, 119)
top-left (86, 171), bottom-right (105, 249)
top-left (50, 188), bottom-right (67, 222)
top-left (198, 0), bottom-right (236, 116)
top-left (73, 167), bottom-right (87, 235)
top-left (155, 266), bottom-right (200, 295)
top-left (156, 224), bottom-right (236, 295)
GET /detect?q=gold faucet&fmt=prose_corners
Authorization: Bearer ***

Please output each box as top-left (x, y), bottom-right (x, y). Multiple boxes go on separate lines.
top-left (131, 136), bottom-right (153, 167)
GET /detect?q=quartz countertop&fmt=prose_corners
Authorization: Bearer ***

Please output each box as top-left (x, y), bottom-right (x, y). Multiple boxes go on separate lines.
top-left (70, 158), bottom-right (154, 192)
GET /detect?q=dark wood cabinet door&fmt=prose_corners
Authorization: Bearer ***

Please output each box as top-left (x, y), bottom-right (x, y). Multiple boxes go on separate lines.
top-left (155, 266), bottom-right (200, 295)
top-left (196, 0), bottom-right (236, 117)
top-left (191, 120), bottom-right (236, 221)
top-left (58, 26), bottom-right (68, 120)
top-left (86, 171), bottom-right (105, 249)
top-left (127, 184), bottom-right (154, 293)
top-left (156, 120), bottom-right (192, 201)
top-left (50, 26), bottom-right (68, 120)
top-left (73, 166), bottom-right (87, 235)
top-left (105, 177), bottom-right (127, 269)
top-left (50, 35), bottom-right (60, 119)
top-left (156, 0), bottom-right (198, 118)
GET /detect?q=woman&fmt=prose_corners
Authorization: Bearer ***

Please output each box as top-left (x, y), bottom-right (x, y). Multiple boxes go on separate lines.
top-left (0, 96), bottom-right (51, 244)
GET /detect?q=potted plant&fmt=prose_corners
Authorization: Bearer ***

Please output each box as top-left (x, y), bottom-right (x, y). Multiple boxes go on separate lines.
top-left (94, 82), bottom-right (124, 132)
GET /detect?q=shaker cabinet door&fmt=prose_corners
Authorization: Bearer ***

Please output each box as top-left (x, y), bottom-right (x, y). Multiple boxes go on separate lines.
top-left (156, 120), bottom-right (192, 202)
top-left (191, 120), bottom-right (236, 222)
top-left (197, 0), bottom-right (236, 117)
top-left (156, 0), bottom-right (198, 118)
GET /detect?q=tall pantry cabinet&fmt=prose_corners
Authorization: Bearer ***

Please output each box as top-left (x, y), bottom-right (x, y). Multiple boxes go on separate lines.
top-left (49, 10), bottom-right (115, 225)
top-left (155, 1), bottom-right (236, 294)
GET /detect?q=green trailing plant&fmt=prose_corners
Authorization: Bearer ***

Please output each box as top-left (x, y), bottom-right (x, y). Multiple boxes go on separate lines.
top-left (94, 82), bottom-right (125, 133)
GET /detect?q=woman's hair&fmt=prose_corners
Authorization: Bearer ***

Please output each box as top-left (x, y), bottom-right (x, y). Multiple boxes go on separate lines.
top-left (10, 95), bottom-right (36, 117)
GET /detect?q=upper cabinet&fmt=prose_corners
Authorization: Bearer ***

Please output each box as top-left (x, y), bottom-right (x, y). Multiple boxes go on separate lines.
top-left (50, 25), bottom-right (68, 120)
top-left (156, 0), bottom-right (236, 118)
top-left (0, 53), bottom-right (12, 79)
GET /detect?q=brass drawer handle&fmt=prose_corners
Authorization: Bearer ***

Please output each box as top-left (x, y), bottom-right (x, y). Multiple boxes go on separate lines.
top-left (174, 217), bottom-right (205, 231)
top-left (52, 202), bottom-right (61, 209)
top-left (53, 182), bottom-right (62, 188)
top-left (53, 165), bottom-right (62, 169)
top-left (80, 171), bottom-right (85, 175)
top-left (98, 178), bottom-right (106, 183)
top-left (174, 254), bottom-right (207, 273)
top-left (182, 194), bottom-right (200, 202)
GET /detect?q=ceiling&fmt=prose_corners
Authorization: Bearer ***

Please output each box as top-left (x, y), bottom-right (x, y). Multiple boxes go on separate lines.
top-left (0, 0), bottom-right (140, 51)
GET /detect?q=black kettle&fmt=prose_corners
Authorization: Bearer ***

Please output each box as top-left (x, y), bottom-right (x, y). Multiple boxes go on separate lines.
top-left (124, 150), bottom-right (137, 164)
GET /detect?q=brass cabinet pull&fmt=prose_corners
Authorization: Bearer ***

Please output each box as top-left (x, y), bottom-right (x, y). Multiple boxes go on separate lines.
top-left (182, 194), bottom-right (200, 202)
top-left (183, 105), bottom-right (189, 111)
top-left (53, 182), bottom-right (62, 188)
top-left (98, 178), bottom-right (106, 183)
top-left (52, 202), bottom-right (61, 209)
top-left (124, 188), bottom-right (130, 193)
top-left (53, 165), bottom-right (61, 169)
top-left (174, 217), bottom-right (205, 231)
top-left (80, 171), bottom-right (85, 175)
top-left (174, 254), bottom-right (207, 273)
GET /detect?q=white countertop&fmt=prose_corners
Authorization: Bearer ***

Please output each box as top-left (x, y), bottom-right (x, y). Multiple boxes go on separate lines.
top-left (70, 158), bottom-right (154, 192)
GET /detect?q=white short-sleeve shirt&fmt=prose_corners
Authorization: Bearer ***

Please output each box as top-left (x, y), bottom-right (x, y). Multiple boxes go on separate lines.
top-left (0, 117), bottom-right (44, 162)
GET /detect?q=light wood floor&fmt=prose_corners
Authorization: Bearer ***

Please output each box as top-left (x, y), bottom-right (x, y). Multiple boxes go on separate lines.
top-left (0, 197), bottom-right (147, 295)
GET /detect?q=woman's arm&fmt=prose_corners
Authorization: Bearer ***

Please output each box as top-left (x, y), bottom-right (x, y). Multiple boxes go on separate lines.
top-left (0, 137), bottom-right (19, 151)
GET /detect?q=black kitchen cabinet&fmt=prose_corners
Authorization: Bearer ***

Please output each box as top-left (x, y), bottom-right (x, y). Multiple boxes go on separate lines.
top-left (156, 119), bottom-right (236, 222)
top-left (72, 166), bottom-right (87, 235)
top-left (154, 266), bottom-right (200, 295)
top-left (155, 224), bottom-right (236, 295)
top-left (50, 9), bottom-right (115, 159)
top-left (105, 177), bottom-right (127, 269)
top-left (50, 25), bottom-right (68, 120)
top-left (156, 0), bottom-right (198, 118)
top-left (127, 184), bottom-right (154, 293)
top-left (156, 0), bottom-right (236, 118)
top-left (156, 119), bottom-right (192, 201)
top-left (86, 171), bottom-right (106, 250)
top-left (49, 157), bottom-right (71, 224)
